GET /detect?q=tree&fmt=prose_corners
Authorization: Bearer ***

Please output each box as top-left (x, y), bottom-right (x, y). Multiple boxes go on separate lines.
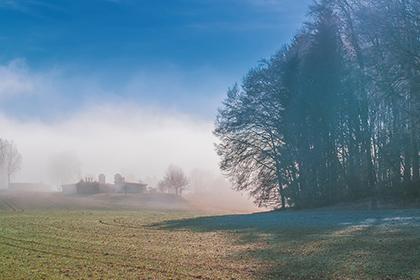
top-left (3, 140), bottom-right (22, 186)
top-left (159, 166), bottom-right (189, 196)
top-left (215, 0), bottom-right (419, 209)
top-left (216, 2), bottom-right (349, 208)
top-left (214, 53), bottom-right (290, 208)
top-left (0, 139), bottom-right (6, 167)
top-left (0, 139), bottom-right (8, 187)
top-left (0, 139), bottom-right (22, 186)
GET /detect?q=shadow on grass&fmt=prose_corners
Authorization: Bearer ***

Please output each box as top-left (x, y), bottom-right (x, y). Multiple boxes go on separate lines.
top-left (151, 209), bottom-right (420, 280)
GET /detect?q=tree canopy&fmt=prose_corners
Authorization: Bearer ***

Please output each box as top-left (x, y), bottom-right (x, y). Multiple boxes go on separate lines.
top-left (215, 0), bottom-right (420, 208)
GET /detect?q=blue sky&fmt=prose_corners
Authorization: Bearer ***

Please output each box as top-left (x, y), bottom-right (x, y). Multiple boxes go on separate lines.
top-left (0, 0), bottom-right (311, 120)
top-left (0, 0), bottom-right (314, 185)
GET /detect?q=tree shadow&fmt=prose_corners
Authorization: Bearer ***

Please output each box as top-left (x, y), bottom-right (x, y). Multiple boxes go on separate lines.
top-left (151, 209), bottom-right (420, 279)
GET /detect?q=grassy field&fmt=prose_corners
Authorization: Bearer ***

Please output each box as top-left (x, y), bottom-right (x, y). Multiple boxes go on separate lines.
top-left (0, 202), bottom-right (420, 279)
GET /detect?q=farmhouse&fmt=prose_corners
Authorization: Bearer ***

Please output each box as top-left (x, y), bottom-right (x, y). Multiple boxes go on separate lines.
top-left (61, 184), bottom-right (77, 195)
top-left (61, 174), bottom-right (147, 195)
top-left (121, 182), bottom-right (147, 193)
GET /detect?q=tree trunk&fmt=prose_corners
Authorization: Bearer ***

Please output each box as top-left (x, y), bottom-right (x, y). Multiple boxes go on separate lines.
top-left (279, 184), bottom-right (286, 209)
top-left (338, 0), bottom-right (377, 205)
top-left (410, 68), bottom-right (420, 181)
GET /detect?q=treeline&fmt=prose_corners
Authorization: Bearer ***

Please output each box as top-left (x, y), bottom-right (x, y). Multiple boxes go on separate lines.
top-left (215, 0), bottom-right (419, 208)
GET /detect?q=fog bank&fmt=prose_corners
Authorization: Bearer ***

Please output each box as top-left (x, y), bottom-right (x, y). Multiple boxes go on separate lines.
top-left (0, 60), bottom-right (258, 211)
top-left (1, 105), bottom-right (218, 185)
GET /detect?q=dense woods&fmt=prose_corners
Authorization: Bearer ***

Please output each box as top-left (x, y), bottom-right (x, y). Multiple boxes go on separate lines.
top-left (215, 0), bottom-right (420, 208)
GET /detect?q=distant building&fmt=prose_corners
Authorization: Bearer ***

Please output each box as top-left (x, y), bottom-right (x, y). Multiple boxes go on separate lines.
top-left (121, 182), bottom-right (147, 194)
top-left (62, 173), bottom-right (147, 195)
top-left (114, 173), bottom-right (124, 185)
top-left (98, 173), bottom-right (106, 184)
top-left (61, 184), bottom-right (77, 195)
top-left (76, 179), bottom-right (100, 194)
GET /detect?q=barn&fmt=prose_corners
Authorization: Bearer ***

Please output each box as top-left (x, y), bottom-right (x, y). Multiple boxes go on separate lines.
top-left (76, 181), bottom-right (100, 194)
top-left (61, 174), bottom-right (147, 195)
top-left (120, 182), bottom-right (147, 194)
top-left (61, 184), bottom-right (77, 195)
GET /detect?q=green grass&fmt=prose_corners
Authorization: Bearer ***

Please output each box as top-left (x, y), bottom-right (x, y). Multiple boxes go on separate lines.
top-left (0, 209), bottom-right (420, 279)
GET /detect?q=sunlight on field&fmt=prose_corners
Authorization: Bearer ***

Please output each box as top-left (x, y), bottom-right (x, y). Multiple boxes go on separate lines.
top-left (0, 211), bottom-right (259, 280)
top-left (1, 209), bottom-right (419, 280)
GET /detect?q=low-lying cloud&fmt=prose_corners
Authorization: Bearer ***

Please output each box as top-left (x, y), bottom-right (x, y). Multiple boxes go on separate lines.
top-left (1, 105), bottom-right (217, 185)
top-left (0, 59), bottom-right (221, 184)
top-left (0, 59), bottom-right (258, 211)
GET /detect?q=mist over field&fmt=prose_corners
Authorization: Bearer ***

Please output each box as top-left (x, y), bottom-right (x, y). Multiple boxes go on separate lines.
top-left (0, 60), bottom-right (258, 212)
top-left (0, 0), bottom-right (419, 279)
top-left (0, 105), bottom-right (214, 184)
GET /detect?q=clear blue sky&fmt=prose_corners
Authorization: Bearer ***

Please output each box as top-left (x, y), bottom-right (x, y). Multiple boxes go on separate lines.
top-left (0, 0), bottom-right (311, 120)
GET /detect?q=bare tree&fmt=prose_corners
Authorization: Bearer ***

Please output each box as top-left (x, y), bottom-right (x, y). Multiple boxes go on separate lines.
top-left (3, 140), bottom-right (22, 186)
top-left (159, 165), bottom-right (188, 196)
top-left (0, 139), bottom-right (7, 187)
top-left (0, 139), bottom-right (6, 166)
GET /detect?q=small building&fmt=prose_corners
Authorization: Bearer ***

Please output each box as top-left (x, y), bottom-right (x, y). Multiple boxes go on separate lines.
top-left (75, 180), bottom-right (100, 194)
top-left (98, 183), bottom-right (116, 193)
top-left (98, 173), bottom-right (106, 184)
top-left (61, 184), bottom-right (77, 195)
top-left (62, 177), bottom-right (99, 195)
top-left (61, 173), bottom-right (147, 195)
top-left (120, 182), bottom-right (147, 194)
top-left (114, 173), bottom-right (125, 184)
